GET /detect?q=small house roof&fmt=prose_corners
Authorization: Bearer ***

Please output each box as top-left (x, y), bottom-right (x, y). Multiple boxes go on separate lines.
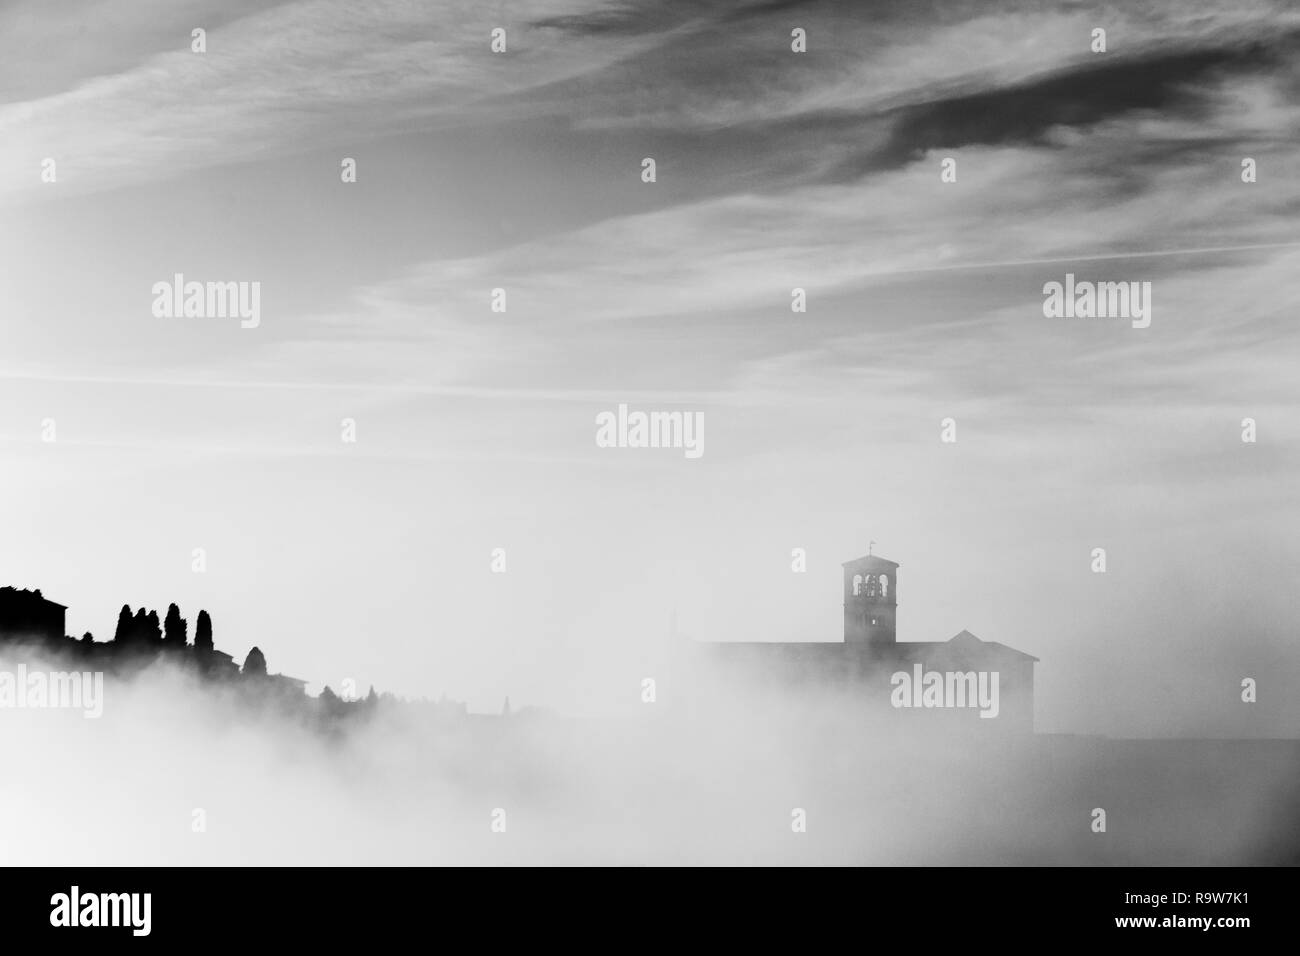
top-left (0, 586), bottom-right (67, 608)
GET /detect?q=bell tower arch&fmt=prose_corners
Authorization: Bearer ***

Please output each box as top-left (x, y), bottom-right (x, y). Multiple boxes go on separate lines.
top-left (842, 552), bottom-right (898, 646)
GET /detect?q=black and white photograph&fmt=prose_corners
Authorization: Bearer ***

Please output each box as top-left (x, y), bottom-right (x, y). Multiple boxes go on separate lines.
top-left (0, 0), bottom-right (1296, 939)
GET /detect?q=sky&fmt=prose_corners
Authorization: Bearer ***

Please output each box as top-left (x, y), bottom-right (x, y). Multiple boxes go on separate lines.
top-left (1, 0), bottom-right (1298, 734)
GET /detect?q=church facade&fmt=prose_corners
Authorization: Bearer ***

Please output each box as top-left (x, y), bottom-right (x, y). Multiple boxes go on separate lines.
top-left (679, 553), bottom-right (1038, 732)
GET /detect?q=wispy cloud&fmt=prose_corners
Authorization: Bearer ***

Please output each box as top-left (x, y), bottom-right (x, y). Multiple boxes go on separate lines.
top-left (0, 0), bottom-right (661, 201)
top-left (6, 0), bottom-right (1297, 205)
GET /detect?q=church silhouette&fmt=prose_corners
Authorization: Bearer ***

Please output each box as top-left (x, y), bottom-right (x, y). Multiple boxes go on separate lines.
top-left (678, 551), bottom-right (1039, 731)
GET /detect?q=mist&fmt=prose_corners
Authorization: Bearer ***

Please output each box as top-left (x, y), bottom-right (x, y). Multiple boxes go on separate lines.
top-left (3, 649), bottom-right (1296, 866)
top-left (2, 0), bottom-right (1299, 869)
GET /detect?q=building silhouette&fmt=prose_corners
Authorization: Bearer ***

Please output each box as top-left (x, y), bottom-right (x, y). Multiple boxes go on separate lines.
top-left (844, 554), bottom-right (899, 646)
top-left (0, 584), bottom-right (474, 724)
top-left (0, 588), bottom-right (309, 698)
top-left (680, 550), bottom-right (1039, 732)
top-left (0, 587), bottom-right (66, 644)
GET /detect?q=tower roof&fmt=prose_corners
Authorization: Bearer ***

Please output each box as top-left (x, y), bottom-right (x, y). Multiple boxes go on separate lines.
top-left (841, 554), bottom-right (899, 570)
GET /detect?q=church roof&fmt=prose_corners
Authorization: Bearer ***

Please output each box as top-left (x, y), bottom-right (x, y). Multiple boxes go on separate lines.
top-left (856, 630), bottom-right (1037, 665)
top-left (943, 629), bottom-right (1039, 662)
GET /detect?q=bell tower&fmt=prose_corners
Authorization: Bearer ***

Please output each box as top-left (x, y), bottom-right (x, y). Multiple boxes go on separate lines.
top-left (842, 551), bottom-right (898, 646)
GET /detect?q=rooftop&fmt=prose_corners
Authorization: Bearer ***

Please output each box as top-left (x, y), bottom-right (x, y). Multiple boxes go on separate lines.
top-left (841, 554), bottom-right (899, 570)
top-left (0, 586), bottom-right (67, 608)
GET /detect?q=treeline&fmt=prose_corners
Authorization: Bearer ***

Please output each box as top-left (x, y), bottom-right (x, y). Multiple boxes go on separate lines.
top-left (108, 602), bottom-right (269, 676)
top-left (57, 596), bottom-right (471, 720)
top-left (112, 602), bottom-right (213, 651)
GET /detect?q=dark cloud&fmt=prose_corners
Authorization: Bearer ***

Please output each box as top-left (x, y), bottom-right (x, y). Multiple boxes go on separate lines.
top-left (530, 1), bottom-right (704, 37)
top-left (878, 35), bottom-right (1292, 163)
top-left (530, 0), bottom-right (827, 36)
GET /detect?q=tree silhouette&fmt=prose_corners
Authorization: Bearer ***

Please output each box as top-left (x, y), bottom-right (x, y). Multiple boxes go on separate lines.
top-left (242, 646), bottom-right (267, 678)
top-left (113, 605), bottom-right (132, 643)
top-left (0, 587), bottom-right (422, 726)
top-left (317, 685), bottom-right (351, 718)
top-left (163, 603), bottom-right (187, 648)
top-left (132, 608), bottom-right (148, 644)
top-left (194, 610), bottom-right (213, 653)
top-left (145, 609), bottom-right (162, 645)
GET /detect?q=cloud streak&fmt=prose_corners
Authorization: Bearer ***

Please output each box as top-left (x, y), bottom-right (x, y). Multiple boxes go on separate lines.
top-left (0, 0), bottom-right (660, 202)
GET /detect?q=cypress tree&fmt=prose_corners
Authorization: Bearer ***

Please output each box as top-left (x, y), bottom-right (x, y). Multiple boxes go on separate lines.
top-left (242, 646), bottom-right (267, 678)
top-left (163, 603), bottom-right (187, 648)
top-left (113, 605), bottom-right (132, 643)
top-left (146, 609), bottom-right (162, 645)
top-left (194, 610), bottom-right (213, 653)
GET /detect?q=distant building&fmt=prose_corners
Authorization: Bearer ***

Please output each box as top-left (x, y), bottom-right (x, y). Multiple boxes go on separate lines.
top-left (0, 587), bottom-right (67, 644)
top-left (681, 551), bottom-right (1039, 732)
top-left (202, 649), bottom-right (242, 679)
top-left (268, 674), bottom-right (308, 697)
top-left (844, 554), bottom-right (900, 647)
